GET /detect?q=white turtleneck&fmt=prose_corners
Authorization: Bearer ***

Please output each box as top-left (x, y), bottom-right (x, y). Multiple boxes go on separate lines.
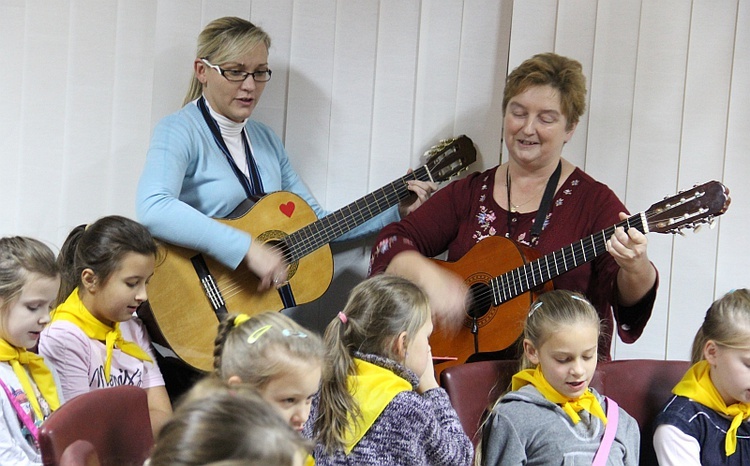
top-left (201, 97), bottom-right (255, 179)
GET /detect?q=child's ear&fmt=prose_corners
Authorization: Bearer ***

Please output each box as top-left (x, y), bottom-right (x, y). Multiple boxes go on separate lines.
top-left (394, 331), bottom-right (408, 360)
top-left (523, 338), bottom-right (540, 366)
top-left (81, 268), bottom-right (97, 293)
top-left (704, 340), bottom-right (719, 365)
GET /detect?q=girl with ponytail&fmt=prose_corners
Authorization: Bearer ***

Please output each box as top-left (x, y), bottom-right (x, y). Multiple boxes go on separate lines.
top-left (311, 274), bottom-right (472, 465)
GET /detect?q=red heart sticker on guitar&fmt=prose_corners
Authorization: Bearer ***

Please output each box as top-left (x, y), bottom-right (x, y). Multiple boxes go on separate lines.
top-left (279, 202), bottom-right (295, 218)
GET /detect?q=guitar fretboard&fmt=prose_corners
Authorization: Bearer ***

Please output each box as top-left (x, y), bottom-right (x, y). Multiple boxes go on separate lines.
top-left (490, 213), bottom-right (647, 306)
top-left (283, 166), bottom-right (431, 262)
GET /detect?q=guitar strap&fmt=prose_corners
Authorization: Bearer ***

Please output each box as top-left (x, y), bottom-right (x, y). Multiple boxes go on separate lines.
top-left (506, 160), bottom-right (562, 246)
top-left (197, 96), bottom-right (264, 199)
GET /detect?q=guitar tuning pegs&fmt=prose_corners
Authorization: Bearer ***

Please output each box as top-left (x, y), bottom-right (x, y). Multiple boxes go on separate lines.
top-left (693, 224), bottom-right (702, 233)
top-left (709, 220), bottom-right (717, 229)
top-left (677, 229), bottom-right (686, 237)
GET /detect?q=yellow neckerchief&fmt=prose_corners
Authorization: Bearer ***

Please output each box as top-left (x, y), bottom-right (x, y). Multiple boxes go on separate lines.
top-left (52, 288), bottom-right (152, 383)
top-left (512, 365), bottom-right (607, 425)
top-left (672, 360), bottom-right (750, 456)
top-left (0, 339), bottom-right (61, 419)
top-left (305, 454), bottom-right (315, 466)
top-left (343, 358), bottom-right (412, 454)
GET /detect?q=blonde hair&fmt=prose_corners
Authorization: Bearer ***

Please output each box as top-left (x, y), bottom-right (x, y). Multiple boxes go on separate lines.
top-left (503, 52), bottom-right (587, 131)
top-left (184, 16), bottom-right (271, 105)
top-left (213, 311), bottom-right (324, 389)
top-left (315, 274), bottom-right (430, 453)
top-left (690, 289), bottom-right (750, 364)
top-left (0, 237), bottom-right (58, 311)
top-left (149, 378), bottom-right (310, 466)
top-left (520, 290), bottom-right (601, 370)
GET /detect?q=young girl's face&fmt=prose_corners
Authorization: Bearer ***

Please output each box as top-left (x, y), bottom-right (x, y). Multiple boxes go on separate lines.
top-left (526, 322), bottom-right (598, 399)
top-left (258, 358), bottom-right (322, 432)
top-left (404, 314), bottom-right (433, 378)
top-left (84, 252), bottom-right (154, 326)
top-left (706, 341), bottom-right (750, 405)
top-left (0, 272), bottom-right (59, 349)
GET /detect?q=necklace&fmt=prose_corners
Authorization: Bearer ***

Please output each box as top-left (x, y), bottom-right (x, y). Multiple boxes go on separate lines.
top-left (505, 167), bottom-right (545, 212)
top-left (504, 161), bottom-right (563, 246)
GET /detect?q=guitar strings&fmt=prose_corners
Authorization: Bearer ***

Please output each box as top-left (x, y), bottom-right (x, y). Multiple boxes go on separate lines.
top-left (466, 212), bottom-right (649, 315)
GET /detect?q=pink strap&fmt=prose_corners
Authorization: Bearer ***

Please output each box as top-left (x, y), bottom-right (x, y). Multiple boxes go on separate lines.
top-left (592, 397), bottom-right (618, 466)
top-left (0, 378), bottom-right (39, 443)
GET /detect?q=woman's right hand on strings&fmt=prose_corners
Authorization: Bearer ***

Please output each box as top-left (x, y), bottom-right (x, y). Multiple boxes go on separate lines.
top-left (244, 240), bottom-right (289, 291)
top-left (386, 251), bottom-right (469, 331)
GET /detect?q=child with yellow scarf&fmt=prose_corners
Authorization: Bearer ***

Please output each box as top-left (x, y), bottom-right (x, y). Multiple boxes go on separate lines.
top-left (39, 216), bottom-right (172, 437)
top-left (0, 237), bottom-right (63, 465)
top-left (480, 290), bottom-right (640, 465)
top-left (653, 288), bottom-right (750, 465)
top-left (310, 275), bottom-right (473, 465)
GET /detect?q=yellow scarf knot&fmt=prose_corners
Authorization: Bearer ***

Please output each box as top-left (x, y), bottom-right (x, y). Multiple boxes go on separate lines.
top-left (673, 360), bottom-right (750, 456)
top-left (52, 288), bottom-right (152, 383)
top-left (343, 358), bottom-right (412, 453)
top-left (0, 339), bottom-right (61, 420)
top-left (512, 366), bottom-right (606, 425)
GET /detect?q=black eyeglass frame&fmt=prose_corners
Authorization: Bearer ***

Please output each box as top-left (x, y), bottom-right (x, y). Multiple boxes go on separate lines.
top-left (201, 58), bottom-right (273, 83)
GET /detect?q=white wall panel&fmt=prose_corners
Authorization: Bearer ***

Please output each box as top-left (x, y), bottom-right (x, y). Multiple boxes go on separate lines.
top-left (0, 2), bottom-right (27, 236)
top-left (612, 0), bottom-right (692, 360)
top-left (0, 0), bottom-right (747, 359)
top-left (18, 1), bottom-right (70, 243)
top-left (717, 0), bottom-right (750, 301)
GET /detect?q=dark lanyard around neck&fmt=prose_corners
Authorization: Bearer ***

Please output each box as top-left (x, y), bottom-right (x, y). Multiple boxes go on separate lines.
top-left (506, 160), bottom-right (562, 246)
top-left (197, 97), bottom-right (264, 199)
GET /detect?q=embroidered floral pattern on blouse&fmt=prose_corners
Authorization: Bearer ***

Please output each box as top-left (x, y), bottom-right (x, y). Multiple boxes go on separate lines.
top-left (368, 236), bottom-right (414, 274)
top-left (473, 205), bottom-right (497, 242)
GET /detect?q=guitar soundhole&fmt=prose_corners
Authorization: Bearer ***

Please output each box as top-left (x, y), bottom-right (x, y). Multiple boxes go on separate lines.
top-left (467, 282), bottom-right (492, 320)
top-left (256, 230), bottom-right (299, 278)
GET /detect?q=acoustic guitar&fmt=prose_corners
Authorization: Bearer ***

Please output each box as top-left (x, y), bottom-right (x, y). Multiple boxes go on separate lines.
top-left (429, 180), bottom-right (731, 375)
top-left (142, 135), bottom-right (476, 372)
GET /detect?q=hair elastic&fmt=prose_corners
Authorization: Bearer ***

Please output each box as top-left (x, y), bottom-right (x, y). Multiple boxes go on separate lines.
top-left (337, 312), bottom-right (348, 324)
top-left (234, 314), bottom-right (252, 328)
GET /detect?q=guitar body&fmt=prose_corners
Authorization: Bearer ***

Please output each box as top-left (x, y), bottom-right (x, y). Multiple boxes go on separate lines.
top-left (429, 236), bottom-right (552, 375)
top-left (145, 191), bottom-right (333, 372)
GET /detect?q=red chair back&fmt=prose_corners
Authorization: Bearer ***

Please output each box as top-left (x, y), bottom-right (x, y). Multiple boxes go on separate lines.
top-left (439, 359), bottom-right (518, 446)
top-left (39, 385), bottom-right (154, 466)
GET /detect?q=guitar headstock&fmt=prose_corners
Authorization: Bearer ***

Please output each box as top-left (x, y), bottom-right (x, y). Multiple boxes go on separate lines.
top-left (423, 135), bottom-right (477, 182)
top-left (646, 181), bottom-right (731, 234)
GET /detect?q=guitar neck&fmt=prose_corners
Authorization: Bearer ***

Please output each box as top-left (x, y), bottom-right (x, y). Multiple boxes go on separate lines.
top-left (490, 212), bottom-right (647, 305)
top-left (284, 166), bottom-right (431, 262)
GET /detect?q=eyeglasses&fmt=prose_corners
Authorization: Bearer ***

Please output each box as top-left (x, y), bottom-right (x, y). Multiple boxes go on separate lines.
top-left (201, 58), bottom-right (272, 83)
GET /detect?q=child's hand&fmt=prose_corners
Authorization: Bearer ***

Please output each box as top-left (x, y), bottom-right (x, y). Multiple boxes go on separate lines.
top-left (416, 350), bottom-right (439, 394)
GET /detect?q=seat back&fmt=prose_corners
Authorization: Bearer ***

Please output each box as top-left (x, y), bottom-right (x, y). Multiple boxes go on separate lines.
top-left (440, 358), bottom-right (690, 464)
top-left (589, 359), bottom-right (690, 466)
top-left (39, 385), bottom-right (154, 466)
top-left (439, 359), bottom-right (518, 446)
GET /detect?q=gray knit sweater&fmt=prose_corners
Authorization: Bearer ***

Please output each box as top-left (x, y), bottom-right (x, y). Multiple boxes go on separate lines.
top-left (306, 353), bottom-right (473, 465)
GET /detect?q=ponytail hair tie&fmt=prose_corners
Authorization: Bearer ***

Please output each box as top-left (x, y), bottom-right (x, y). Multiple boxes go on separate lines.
top-left (234, 314), bottom-right (252, 328)
top-left (337, 312), bottom-right (348, 324)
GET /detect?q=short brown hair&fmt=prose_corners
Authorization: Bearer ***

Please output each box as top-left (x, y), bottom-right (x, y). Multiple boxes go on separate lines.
top-left (503, 52), bottom-right (587, 131)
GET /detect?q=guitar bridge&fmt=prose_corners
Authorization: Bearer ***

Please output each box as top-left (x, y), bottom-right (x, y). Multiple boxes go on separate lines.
top-left (190, 254), bottom-right (229, 319)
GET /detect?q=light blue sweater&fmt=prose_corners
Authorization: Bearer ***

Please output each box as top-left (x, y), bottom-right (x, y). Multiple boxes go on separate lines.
top-left (136, 102), bottom-right (399, 269)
